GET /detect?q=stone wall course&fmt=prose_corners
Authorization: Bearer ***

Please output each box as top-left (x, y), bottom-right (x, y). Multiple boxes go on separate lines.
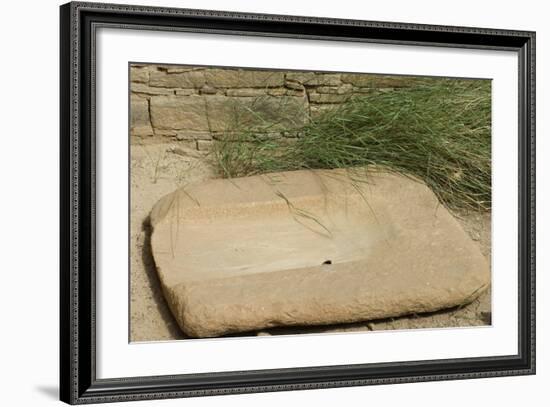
top-left (131, 65), bottom-right (421, 146)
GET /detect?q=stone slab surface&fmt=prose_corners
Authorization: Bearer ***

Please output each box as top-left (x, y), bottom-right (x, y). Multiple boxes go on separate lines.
top-left (150, 169), bottom-right (490, 337)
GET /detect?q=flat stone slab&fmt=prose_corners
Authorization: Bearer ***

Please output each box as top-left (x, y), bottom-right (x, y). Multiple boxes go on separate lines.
top-left (150, 169), bottom-right (490, 337)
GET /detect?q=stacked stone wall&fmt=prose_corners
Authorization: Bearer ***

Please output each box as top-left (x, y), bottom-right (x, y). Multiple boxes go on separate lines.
top-left (130, 64), bottom-right (419, 150)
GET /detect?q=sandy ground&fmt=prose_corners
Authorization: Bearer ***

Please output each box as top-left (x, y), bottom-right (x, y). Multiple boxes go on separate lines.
top-left (130, 142), bottom-right (491, 342)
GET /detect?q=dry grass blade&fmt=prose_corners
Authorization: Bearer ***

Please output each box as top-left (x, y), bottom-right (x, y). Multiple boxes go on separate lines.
top-left (275, 191), bottom-right (333, 238)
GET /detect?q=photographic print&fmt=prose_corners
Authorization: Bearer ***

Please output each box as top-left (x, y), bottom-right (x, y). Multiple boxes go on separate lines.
top-left (129, 64), bottom-right (492, 341)
top-left (61, 3), bottom-right (535, 403)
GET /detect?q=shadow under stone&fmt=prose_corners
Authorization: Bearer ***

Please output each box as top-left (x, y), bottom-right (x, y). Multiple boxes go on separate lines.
top-left (136, 215), bottom-right (186, 340)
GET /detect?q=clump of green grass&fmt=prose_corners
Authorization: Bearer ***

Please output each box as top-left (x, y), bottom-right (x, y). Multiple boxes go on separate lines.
top-left (211, 78), bottom-right (491, 211)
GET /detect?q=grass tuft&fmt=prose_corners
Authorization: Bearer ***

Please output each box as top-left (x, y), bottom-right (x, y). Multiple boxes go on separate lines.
top-left (210, 78), bottom-right (491, 211)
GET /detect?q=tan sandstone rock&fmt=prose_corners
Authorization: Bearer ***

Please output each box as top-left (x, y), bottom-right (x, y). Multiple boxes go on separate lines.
top-left (285, 72), bottom-right (342, 86)
top-left (149, 70), bottom-right (206, 88)
top-left (130, 96), bottom-right (153, 137)
top-left (130, 66), bottom-right (149, 83)
top-left (204, 69), bottom-right (284, 88)
top-left (149, 96), bottom-right (208, 131)
top-left (150, 169), bottom-right (490, 338)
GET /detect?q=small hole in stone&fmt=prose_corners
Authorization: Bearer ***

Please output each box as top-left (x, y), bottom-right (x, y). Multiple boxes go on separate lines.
top-left (322, 260), bottom-right (332, 265)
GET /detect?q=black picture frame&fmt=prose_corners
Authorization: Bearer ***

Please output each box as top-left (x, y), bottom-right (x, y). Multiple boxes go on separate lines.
top-left (60, 1), bottom-right (536, 404)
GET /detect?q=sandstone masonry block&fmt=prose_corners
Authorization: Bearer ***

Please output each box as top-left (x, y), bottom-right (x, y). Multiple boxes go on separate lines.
top-left (286, 89), bottom-right (306, 96)
top-left (316, 84), bottom-right (353, 94)
top-left (284, 80), bottom-right (306, 91)
top-left (130, 96), bottom-right (153, 136)
top-left (155, 129), bottom-right (177, 137)
top-left (132, 126), bottom-right (154, 137)
top-left (150, 70), bottom-right (206, 88)
top-left (199, 85), bottom-right (218, 95)
top-left (267, 88), bottom-right (287, 96)
top-left (164, 67), bottom-right (203, 74)
top-left (131, 83), bottom-right (174, 96)
top-left (340, 73), bottom-right (371, 87)
top-left (226, 88), bottom-right (268, 97)
top-left (205, 69), bottom-right (284, 88)
top-left (130, 67), bottom-right (149, 83)
top-left (285, 72), bottom-right (341, 86)
top-left (130, 96), bottom-right (150, 125)
top-left (175, 89), bottom-right (196, 96)
top-left (150, 96), bottom-right (209, 131)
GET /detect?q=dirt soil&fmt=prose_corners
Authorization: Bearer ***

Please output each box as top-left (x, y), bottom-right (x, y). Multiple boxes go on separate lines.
top-left (130, 142), bottom-right (491, 342)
